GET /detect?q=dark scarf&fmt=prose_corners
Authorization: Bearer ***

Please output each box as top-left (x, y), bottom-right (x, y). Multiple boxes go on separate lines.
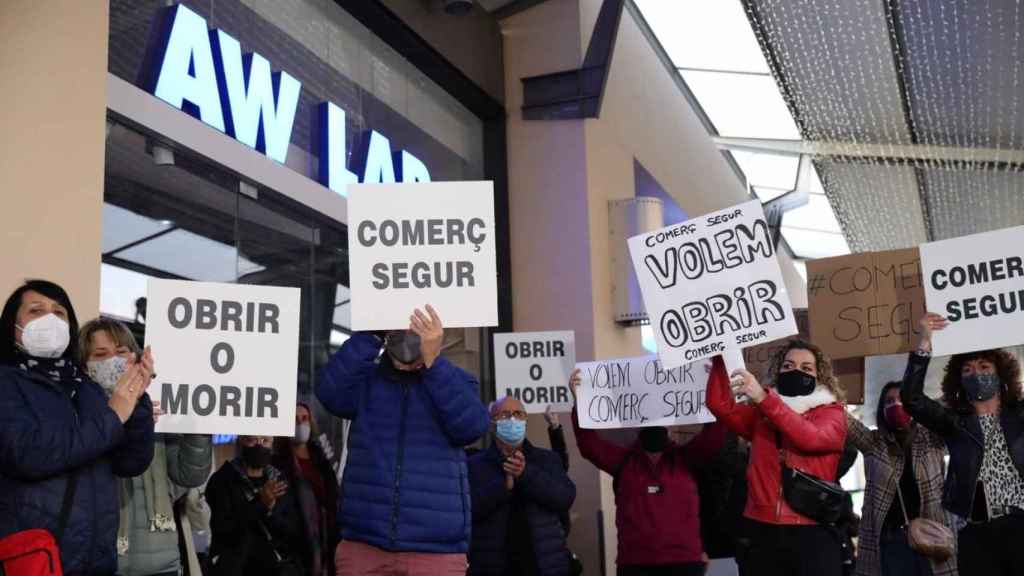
top-left (13, 349), bottom-right (85, 388)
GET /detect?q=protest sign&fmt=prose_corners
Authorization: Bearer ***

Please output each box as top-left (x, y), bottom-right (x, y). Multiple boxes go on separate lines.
top-left (347, 181), bottom-right (497, 330)
top-left (144, 279), bottom-right (301, 436)
top-left (494, 331), bottom-right (575, 413)
top-left (575, 355), bottom-right (716, 429)
top-left (920, 225), bottom-right (1024, 355)
top-left (743, 309), bottom-right (866, 404)
top-left (628, 199), bottom-right (798, 368)
top-left (807, 248), bottom-right (925, 359)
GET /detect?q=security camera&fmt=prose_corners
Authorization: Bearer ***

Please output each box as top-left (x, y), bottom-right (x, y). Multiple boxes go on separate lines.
top-left (443, 0), bottom-right (473, 15)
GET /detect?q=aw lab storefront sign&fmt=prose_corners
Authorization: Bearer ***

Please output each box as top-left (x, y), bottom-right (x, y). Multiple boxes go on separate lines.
top-left (151, 4), bottom-right (431, 195)
top-left (145, 279), bottom-right (301, 436)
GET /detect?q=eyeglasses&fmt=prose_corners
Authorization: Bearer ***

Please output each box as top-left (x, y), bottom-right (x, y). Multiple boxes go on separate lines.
top-left (494, 410), bottom-right (527, 421)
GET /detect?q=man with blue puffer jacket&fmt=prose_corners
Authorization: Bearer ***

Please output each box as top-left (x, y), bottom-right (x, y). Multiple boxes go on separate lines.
top-left (316, 304), bottom-right (489, 576)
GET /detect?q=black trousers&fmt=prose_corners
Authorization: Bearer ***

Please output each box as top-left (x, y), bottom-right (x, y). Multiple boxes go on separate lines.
top-left (743, 520), bottom-right (842, 576)
top-left (958, 514), bottom-right (1024, 576)
top-left (879, 525), bottom-right (933, 576)
top-left (617, 563), bottom-right (705, 576)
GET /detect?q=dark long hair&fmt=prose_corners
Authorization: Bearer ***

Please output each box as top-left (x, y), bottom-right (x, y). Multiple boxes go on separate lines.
top-left (941, 349), bottom-right (1022, 414)
top-left (875, 381), bottom-right (904, 436)
top-left (0, 280), bottom-right (80, 366)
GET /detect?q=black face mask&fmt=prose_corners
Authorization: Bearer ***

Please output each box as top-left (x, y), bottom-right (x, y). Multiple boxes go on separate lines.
top-left (241, 445), bottom-right (272, 469)
top-left (962, 373), bottom-right (1001, 402)
top-left (638, 427), bottom-right (670, 453)
top-left (386, 330), bottom-right (422, 365)
top-left (776, 369), bottom-right (817, 397)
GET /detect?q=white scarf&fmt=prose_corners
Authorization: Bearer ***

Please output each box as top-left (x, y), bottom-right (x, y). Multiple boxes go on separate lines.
top-left (778, 386), bottom-right (837, 414)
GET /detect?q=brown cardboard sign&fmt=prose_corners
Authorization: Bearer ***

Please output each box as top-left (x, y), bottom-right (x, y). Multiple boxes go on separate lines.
top-left (807, 248), bottom-right (926, 360)
top-left (743, 309), bottom-right (865, 404)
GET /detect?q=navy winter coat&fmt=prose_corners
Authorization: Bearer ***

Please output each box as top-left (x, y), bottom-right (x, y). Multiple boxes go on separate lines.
top-left (0, 365), bottom-right (155, 576)
top-left (315, 333), bottom-right (489, 554)
top-left (467, 441), bottom-right (576, 576)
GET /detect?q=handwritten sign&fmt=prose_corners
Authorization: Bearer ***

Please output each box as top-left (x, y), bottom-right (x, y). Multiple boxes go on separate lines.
top-left (807, 248), bottom-right (925, 359)
top-left (921, 225), bottom-right (1024, 355)
top-left (628, 200), bottom-right (798, 368)
top-left (575, 355), bottom-right (716, 429)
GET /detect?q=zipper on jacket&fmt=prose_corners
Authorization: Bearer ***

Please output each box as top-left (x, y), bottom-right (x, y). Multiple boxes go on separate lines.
top-left (389, 383), bottom-right (411, 546)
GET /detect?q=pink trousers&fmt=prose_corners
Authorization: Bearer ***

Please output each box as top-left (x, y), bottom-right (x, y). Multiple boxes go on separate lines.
top-left (335, 540), bottom-right (467, 576)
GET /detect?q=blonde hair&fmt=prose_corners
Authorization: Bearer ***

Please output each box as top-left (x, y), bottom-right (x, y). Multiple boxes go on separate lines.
top-left (78, 318), bottom-right (142, 365)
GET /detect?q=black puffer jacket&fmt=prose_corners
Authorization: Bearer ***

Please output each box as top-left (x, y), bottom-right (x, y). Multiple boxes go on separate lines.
top-left (0, 365), bottom-right (155, 575)
top-left (901, 352), bottom-right (1024, 518)
top-left (468, 441), bottom-right (576, 576)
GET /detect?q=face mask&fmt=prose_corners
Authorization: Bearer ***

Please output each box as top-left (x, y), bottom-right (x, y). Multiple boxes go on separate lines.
top-left (241, 445), bottom-right (273, 469)
top-left (776, 369), bottom-right (817, 397)
top-left (638, 427), bottom-right (670, 453)
top-left (16, 314), bottom-right (70, 359)
top-left (495, 418), bottom-right (526, 445)
top-left (386, 331), bottom-right (422, 365)
top-left (962, 373), bottom-right (1001, 402)
top-left (884, 402), bottom-right (912, 430)
top-left (87, 355), bottom-right (130, 393)
top-left (293, 423), bottom-right (311, 445)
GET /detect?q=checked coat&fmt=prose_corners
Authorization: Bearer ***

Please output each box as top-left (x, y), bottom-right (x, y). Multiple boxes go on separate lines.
top-left (845, 415), bottom-right (957, 576)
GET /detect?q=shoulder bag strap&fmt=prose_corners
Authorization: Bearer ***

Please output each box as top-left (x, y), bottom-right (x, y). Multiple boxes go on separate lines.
top-left (55, 471), bottom-right (79, 542)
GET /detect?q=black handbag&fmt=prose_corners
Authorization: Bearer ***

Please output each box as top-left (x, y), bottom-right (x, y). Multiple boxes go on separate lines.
top-left (778, 433), bottom-right (845, 524)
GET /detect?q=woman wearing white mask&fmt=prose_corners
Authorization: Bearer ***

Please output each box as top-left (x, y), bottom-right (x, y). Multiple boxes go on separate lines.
top-left (79, 318), bottom-right (213, 576)
top-left (0, 280), bottom-right (155, 576)
top-left (272, 402), bottom-right (339, 576)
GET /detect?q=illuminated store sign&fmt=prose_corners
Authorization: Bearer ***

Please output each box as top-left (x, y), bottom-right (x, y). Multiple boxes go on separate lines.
top-left (151, 4), bottom-right (431, 196)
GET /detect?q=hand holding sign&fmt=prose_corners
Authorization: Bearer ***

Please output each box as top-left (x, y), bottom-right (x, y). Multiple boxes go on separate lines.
top-left (410, 305), bottom-right (444, 369)
top-left (730, 368), bottom-right (766, 403)
top-left (916, 312), bottom-right (950, 354)
top-left (568, 368), bottom-right (582, 402)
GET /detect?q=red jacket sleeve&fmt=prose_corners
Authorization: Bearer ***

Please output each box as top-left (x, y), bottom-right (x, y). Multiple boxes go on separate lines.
top-left (758, 391), bottom-right (847, 454)
top-left (571, 407), bottom-right (630, 475)
top-left (705, 355), bottom-right (757, 440)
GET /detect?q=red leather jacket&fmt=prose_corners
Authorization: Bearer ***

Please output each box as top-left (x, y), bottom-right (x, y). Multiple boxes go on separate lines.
top-left (706, 356), bottom-right (847, 525)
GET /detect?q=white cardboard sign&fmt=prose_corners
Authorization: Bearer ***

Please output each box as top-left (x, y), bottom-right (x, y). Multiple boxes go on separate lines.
top-left (494, 331), bottom-right (575, 414)
top-left (920, 225), bottom-right (1024, 355)
top-left (144, 279), bottom-right (301, 436)
top-left (347, 181), bottom-right (498, 330)
top-left (627, 199), bottom-right (798, 368)
top-left (575, 355), bottom-right (716, 429)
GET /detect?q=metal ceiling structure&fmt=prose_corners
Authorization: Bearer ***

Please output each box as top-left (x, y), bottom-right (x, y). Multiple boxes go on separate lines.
top-left (636, 0), bottom-right (1024, 265)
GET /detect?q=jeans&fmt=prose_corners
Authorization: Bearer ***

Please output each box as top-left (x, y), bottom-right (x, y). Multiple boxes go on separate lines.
top-left (879, 525), bottom-right (933, 576)
top-left (743, 521), bottom-right (842, 576)
top-left (957, 514), bottom-right (1024, 576)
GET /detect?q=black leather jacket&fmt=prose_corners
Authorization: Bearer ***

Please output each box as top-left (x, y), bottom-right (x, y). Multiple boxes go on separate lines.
top-left (900, 352), bottom-right (1024, 518)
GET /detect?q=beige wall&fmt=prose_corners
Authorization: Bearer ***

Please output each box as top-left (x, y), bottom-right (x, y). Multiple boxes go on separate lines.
top-left (0, 0), bottom-right (108, 320)
top-left (379, 0), bottom-right (505, 105)
top-left (503, 0), bottom-right (807, 573)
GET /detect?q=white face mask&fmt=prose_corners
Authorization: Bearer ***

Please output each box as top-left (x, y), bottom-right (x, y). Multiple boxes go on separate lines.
top-left (87, 355), bottom-right (130, 393)
top-left (16, 313), bottom-right (71, 359)
top-left (294, 423), bottom-right (311, 445)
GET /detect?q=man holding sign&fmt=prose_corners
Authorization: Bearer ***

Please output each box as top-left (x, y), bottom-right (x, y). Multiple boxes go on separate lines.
top-left (569, 363), bottom-right (727, 575)
top-left (316, 305), bottom-right (489, 576)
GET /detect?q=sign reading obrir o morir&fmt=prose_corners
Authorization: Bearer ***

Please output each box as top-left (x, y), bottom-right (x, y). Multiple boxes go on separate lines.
top-left (494, 331), bottom-right (576, 414)
top-left (144, 280), bottom-right (301, 437)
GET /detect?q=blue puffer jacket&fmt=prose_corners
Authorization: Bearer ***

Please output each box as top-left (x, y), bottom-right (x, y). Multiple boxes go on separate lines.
top-left (315, 333), bottom-right (489, 554)
top-left (468, 441), bottom-right (576, 576)
top-left (0, 365), bottom-right (155, 576)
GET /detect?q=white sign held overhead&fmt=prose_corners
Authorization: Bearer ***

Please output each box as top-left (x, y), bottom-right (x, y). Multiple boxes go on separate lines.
top-left (494, 331), bottom-right (576, 414)
top-left (347, 181), bottom-right (498, 330)
top-left (920, 225), bottom-right (1024, 355)
top-left (627, 199), bottom-right (798, 368)
top-left (575, 355), bottom-right (716, 430)
top-left (144, 279), bottom-right (301, 436)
